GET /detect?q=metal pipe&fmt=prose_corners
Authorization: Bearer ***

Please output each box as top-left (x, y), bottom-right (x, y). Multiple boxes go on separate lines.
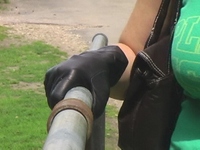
top-left (43, 87), bottom-right (93, 150)
top-left (87, 33), bottom-right (107, 150)
top-left (90, 33), bottom-right (108, 50)
top-left (43, 33), bottom-right (108, 150)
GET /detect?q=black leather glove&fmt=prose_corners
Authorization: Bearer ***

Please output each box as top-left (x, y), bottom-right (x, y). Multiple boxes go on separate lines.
top-left (44, 45), bottom-right (128, 118)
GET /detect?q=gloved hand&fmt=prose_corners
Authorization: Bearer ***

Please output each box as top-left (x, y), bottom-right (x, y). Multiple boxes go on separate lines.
top-left (44, 45), bottom-right (128, 118)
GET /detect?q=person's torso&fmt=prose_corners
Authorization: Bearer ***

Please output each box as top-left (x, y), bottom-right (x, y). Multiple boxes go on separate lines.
top-left (171, 0), bottom-right (200, 99)
top-left (170, 0), bottom-right (200, 149)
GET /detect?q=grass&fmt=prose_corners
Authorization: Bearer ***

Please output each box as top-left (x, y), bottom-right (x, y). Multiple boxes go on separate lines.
top-left (0, 25), bottom-right (119, 150)
top-left (0, 0), bottom-right (9, 3)
top-left (0, 26), bottom-right (8, 41)
top-left (105, 105), bottom-right (119, 150)
top-left (0, 28), bottom-right (67, 149)
top-left (0, 0), bottom-right (9, 10)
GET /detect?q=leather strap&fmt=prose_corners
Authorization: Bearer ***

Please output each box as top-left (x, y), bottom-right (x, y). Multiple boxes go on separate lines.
top-left (145, 0), bottom-right (181, 48)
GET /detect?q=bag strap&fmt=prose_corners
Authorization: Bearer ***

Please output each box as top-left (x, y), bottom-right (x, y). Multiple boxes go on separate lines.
top-left (144, 0), bottom-right (181, 48)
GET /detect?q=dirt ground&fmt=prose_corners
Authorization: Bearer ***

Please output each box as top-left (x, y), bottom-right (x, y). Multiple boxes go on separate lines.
top-left (0, 0), bottom-right (137, 149)
top-left (0, 0), bottom-right (136, 43)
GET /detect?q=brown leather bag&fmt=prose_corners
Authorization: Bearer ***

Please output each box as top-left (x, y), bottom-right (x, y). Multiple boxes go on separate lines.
top-left (118, 0), bottom-right (183, 149)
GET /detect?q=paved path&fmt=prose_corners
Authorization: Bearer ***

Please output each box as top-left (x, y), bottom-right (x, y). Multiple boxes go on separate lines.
top-left (0, 0), bottom-right (136, 43)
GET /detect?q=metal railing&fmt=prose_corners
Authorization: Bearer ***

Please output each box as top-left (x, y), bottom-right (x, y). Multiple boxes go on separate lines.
top-left (43, 33), bottom-right (108, 150)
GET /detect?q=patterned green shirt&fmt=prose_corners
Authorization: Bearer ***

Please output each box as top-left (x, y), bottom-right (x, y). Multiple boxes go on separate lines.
top-left (171, 0), bottom-right (200, 99)
top-left (170, 0), bottom-right (200, 149)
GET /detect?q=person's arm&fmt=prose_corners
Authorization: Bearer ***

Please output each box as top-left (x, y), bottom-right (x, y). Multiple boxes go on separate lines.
top-left (44, 0), bottom-right (162, 118)
top-left (110, 0), bottom-right (162, 99)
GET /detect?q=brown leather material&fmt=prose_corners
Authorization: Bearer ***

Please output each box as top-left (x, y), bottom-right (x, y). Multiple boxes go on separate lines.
top-left (144, 0), bottom-right (170, 48)
top-left (159, 0), bottom-right (181, 40)
top-left (118, 0), bottom-right (183, 149)
top-left (138, 36), bottom-right (171, 76)
top-left (145, 0), bottom-right (181, 48)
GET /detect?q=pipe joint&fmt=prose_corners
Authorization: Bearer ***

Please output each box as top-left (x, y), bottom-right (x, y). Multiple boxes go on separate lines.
top-left (47, 98), bottom-right (94, 139)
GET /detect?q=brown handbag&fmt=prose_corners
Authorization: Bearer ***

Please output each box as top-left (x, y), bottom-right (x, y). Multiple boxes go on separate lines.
top-left (118, 0), bottom-right (183, 149)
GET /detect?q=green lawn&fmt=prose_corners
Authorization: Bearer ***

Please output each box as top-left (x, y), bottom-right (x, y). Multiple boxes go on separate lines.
top-left (0, 26), bottom-right (67, 149)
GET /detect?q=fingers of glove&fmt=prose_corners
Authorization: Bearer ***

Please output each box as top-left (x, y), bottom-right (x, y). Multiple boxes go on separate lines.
top-left (44, 67), bottom-right (56, 98)
top-left (44, 61), bottom-right (73, 98)
top-left (47, 69), bottom-right (89, 109)
top-left (44, 65), bottom-right (64, 100)
top-left (91, 71), bottom-right (110, 119)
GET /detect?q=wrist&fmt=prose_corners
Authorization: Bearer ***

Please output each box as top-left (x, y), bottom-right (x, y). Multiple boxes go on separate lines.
top-left (110, 43), bottom-right (136, 100)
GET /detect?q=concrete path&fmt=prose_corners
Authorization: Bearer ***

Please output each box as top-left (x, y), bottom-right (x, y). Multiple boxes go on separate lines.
top-left (0, 0), bottom-right (136, 43)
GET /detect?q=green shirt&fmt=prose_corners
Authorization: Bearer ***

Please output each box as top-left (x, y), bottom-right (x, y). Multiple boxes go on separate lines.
top-left (170, 0), bottom-right (200, 149)
top-left (171, 0), bottom-right (200, 99)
